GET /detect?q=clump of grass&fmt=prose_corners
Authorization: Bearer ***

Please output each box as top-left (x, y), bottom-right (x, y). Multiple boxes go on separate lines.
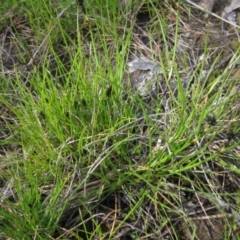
top-left (1, 0), bottom-right (240, 239)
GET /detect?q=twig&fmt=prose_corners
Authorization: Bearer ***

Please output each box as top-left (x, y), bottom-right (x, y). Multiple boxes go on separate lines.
top-left (185, 0), bottom-right (240, 30)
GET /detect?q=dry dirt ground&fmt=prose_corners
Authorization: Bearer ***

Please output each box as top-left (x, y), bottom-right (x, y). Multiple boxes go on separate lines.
top-left (1, 0), bottom-right (240, 239)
